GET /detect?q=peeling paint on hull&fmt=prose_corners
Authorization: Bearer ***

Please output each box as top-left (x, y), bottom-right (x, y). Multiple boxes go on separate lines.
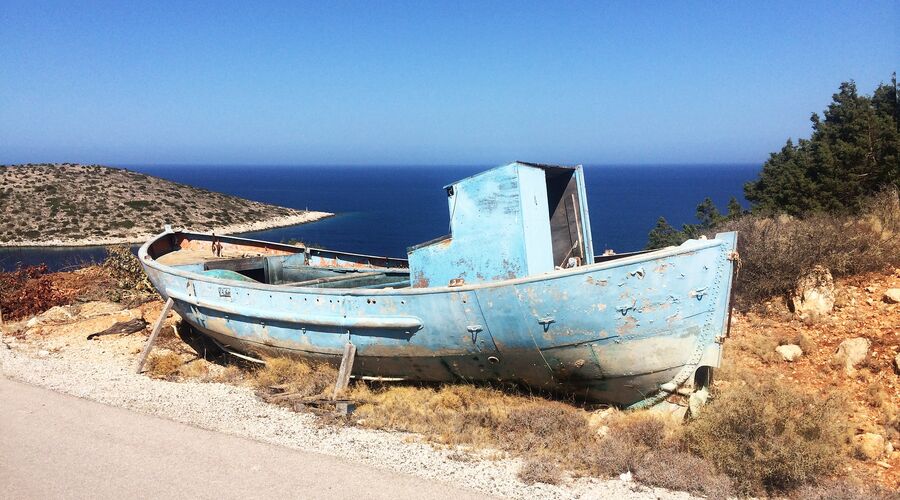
top-left (139, 229), bottom-right (737, 407)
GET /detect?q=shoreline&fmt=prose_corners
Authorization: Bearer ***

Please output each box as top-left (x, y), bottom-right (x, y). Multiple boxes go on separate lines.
top-left (0, 211), bottom-right (334, 248)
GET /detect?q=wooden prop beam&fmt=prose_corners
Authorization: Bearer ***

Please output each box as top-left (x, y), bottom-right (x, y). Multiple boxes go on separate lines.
top-left (135, 297), bottom-right (174, 374)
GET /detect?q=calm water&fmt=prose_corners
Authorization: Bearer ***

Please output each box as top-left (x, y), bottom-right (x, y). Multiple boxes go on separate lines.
top-left (0, 164), bottom-right (760, 271)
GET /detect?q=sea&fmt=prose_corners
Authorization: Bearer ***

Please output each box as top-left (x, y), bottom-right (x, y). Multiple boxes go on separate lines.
top-left (0, 164), bottom-right (761, 272)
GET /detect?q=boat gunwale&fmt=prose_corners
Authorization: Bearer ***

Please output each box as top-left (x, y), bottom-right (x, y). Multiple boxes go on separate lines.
top-left (138, 229), bottom-right (726, 296)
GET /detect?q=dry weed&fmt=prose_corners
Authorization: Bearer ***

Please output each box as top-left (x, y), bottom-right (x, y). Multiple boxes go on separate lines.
top-left (795, 477), bottom-right (898, 500)
top-left (518, 458), bottom-right (563, 485)
top-left (145, 351), bottom-right (182, 380)
top-left (579, 411), bottom-right (676, 478)
top-left (683, 377), bottom-right (848, 495)
top-left (211, 364), bottom-right (245, 384)
top-left (252, 356), bottom-right (337, 399)
top-left (715, 189), bottom-right (900, 309)
top-left (633, 450), bottom-right (734, 499)
top-left (177, 358), bottom-right (210, 380)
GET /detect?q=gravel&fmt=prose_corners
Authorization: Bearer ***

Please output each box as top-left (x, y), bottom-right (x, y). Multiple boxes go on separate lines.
top-left (0, 326), bottom-right (694, 500)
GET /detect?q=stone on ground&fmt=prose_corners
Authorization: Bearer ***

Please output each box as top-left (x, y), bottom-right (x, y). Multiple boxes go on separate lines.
top-left (40, 305), bottom-right (76, 323)
top-left (688, 387), bottom-right (709, 417)
top-left (791, 266), bottom-right (835, 320)
top-left (883, 288), bottom-right (900, 304)
top-left (833, 337), bottom-right (871, 375)
top-left (854, 433), bottom-right (885, 460)
top-left (775, 344), bottom-right (803, 362)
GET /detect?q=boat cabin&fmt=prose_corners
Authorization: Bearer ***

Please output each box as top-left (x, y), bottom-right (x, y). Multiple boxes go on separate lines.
top-left (407, 161), bottom-right (594, 287)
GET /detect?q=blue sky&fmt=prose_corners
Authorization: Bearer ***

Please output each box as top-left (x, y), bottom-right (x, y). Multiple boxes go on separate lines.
top-left (1, 1), bottom-right (896, 166)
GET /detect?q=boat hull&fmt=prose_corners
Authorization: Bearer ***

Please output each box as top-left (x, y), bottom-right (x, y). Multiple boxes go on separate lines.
top-left (139, 230), bottom-right (737, 407)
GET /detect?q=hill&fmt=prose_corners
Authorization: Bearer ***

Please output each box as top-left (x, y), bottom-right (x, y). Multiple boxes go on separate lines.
top-left (0, 164), bottom-right (331, 246)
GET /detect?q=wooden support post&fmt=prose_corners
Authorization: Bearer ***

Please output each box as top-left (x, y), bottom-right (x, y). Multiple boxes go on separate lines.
top-left (332, 342), bottom-right (356, 400)
top-left (135, 298), bottom-right (174, 374)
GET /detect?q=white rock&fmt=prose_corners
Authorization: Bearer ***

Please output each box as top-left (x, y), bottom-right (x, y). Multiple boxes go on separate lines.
top-left (618, 471), bottom-right (632, 482)
top-left (883, 288), bottom-right (900, 304)
top-left (688, 387), bottom-right (709, 417)
top-left (776, 344), bottom-right (803, 362)
top-left (791, 266), bottom-right (835, 320)
top-left (854, 433), bottom-right (885, 460)
top-left (26, 317), bottom-right (39, 328)
top-left (40, 305), bottom-right (75, 323)
top-left (834, 337), bottom-right (871, 375)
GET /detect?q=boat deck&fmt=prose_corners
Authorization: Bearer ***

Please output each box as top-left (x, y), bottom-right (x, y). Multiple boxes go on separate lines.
top-left (156, 247), bottom-right (274, 266)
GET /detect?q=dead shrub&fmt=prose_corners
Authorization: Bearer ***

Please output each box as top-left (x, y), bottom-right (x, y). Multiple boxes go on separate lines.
top-left (795, 477), bottom-right (898, 500)
top-left (498, 403), bottom-right (594, 459)
top-left (350, 384), bottom-right (523, 446)
top-left (103, 245), bottom-right (153, 299)
top-left (518, 458), bottom-right (563, 485)
top-left (606, 412), bottom-right (667, 449)
top-left (251, 356), bottom-right (337, 399)
top-left (0, 264), bottom-right (68, 320)
top-left (633, 450), bottom-right (734, 499)
top-left (177, 358), bottom-right (210, 380)
top-left (865, 381), bottom-right (889, 409)
top-left (714, 188), bottom-right (900, 309)
top-left (732, 329), bottom-right (781, 364)
top-left (683, 377), bottom-right (848, 495)
top-left (797, 332), bottom-right (816, 355)
top-left (211, 364), bottom-right (245, 384)
top-left (584, 433), bottom-right (648, 477)
top-left (145, 352), bottom-right (183, 380)
top-left (579, 411), bottom-right (673, 477)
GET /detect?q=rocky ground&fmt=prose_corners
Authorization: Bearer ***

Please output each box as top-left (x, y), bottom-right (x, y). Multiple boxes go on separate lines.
top-left (0, 300), bottom-right (694, 500)
top-left (725, 269), bottom-right (900, 489)
top-left (0, 163), bottom-right (331, 246)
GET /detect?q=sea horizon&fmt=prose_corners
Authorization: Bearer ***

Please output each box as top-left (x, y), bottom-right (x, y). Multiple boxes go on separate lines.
top-left (0, 162), bottom-right (761, 272)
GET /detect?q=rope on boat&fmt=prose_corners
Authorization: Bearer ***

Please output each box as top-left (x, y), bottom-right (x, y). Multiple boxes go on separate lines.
top-left (207, 336), bottom-right (266, 364)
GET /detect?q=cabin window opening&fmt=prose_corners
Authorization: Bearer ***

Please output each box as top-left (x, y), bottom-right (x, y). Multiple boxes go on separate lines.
top-left (545, 169), bottom-right (585, 267)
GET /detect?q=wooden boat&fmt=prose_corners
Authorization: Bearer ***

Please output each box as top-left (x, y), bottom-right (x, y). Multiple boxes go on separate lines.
top-left (139, 162), bottom-right (738, 407)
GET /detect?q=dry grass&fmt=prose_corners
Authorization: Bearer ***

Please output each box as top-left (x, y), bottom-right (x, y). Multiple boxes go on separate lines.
top-left (633, 450), bottom-right (734, 499)
top-left (145, 352), bottom-right (183, 380)
top-left (211, 364), bottom-right (245, 384)
top-left (251, 356), bottom-right (337, 399)
top-left (732, 329), bottom-right (781, 364)
top-left (715, 188), bottom-right (900, 309)
top-left (683, 376), bottom-right (849, 495)
top-left (517, 458), bottom-right (563, 485)
top-left (177, 358), bottom-right (210, 379)
top-left (795, 478), bottom-right (899, 500)
top-left (349, 382), bottom-right (735, 495)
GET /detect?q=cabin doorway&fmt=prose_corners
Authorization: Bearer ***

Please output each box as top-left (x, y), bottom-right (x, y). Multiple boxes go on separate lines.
top-left (544, 168), bottom-right (586, 267)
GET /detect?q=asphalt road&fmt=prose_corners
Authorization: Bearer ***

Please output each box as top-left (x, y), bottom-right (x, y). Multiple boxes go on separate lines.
top-left (0, 377), bottom-right (486, 499)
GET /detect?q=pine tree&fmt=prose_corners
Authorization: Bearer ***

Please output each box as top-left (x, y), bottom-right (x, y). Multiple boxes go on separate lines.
top-left (646, 217), bottom-right (685, 249)
top-left (745, 78), bottom-right (900, 216)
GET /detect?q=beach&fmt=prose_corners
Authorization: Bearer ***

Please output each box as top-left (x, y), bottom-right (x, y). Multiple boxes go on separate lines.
top-left (2, 211), bottom-right (333, 248)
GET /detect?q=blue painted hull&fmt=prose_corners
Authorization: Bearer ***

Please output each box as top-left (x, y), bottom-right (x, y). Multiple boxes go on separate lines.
top-left (139, 230), bottom-right (737, 407)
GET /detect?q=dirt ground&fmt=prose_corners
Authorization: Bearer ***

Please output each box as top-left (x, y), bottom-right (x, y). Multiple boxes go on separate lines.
top-left (724, 269), bottom-right (900, 488)
top-left (1, 265), bottom-right (898, 493)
